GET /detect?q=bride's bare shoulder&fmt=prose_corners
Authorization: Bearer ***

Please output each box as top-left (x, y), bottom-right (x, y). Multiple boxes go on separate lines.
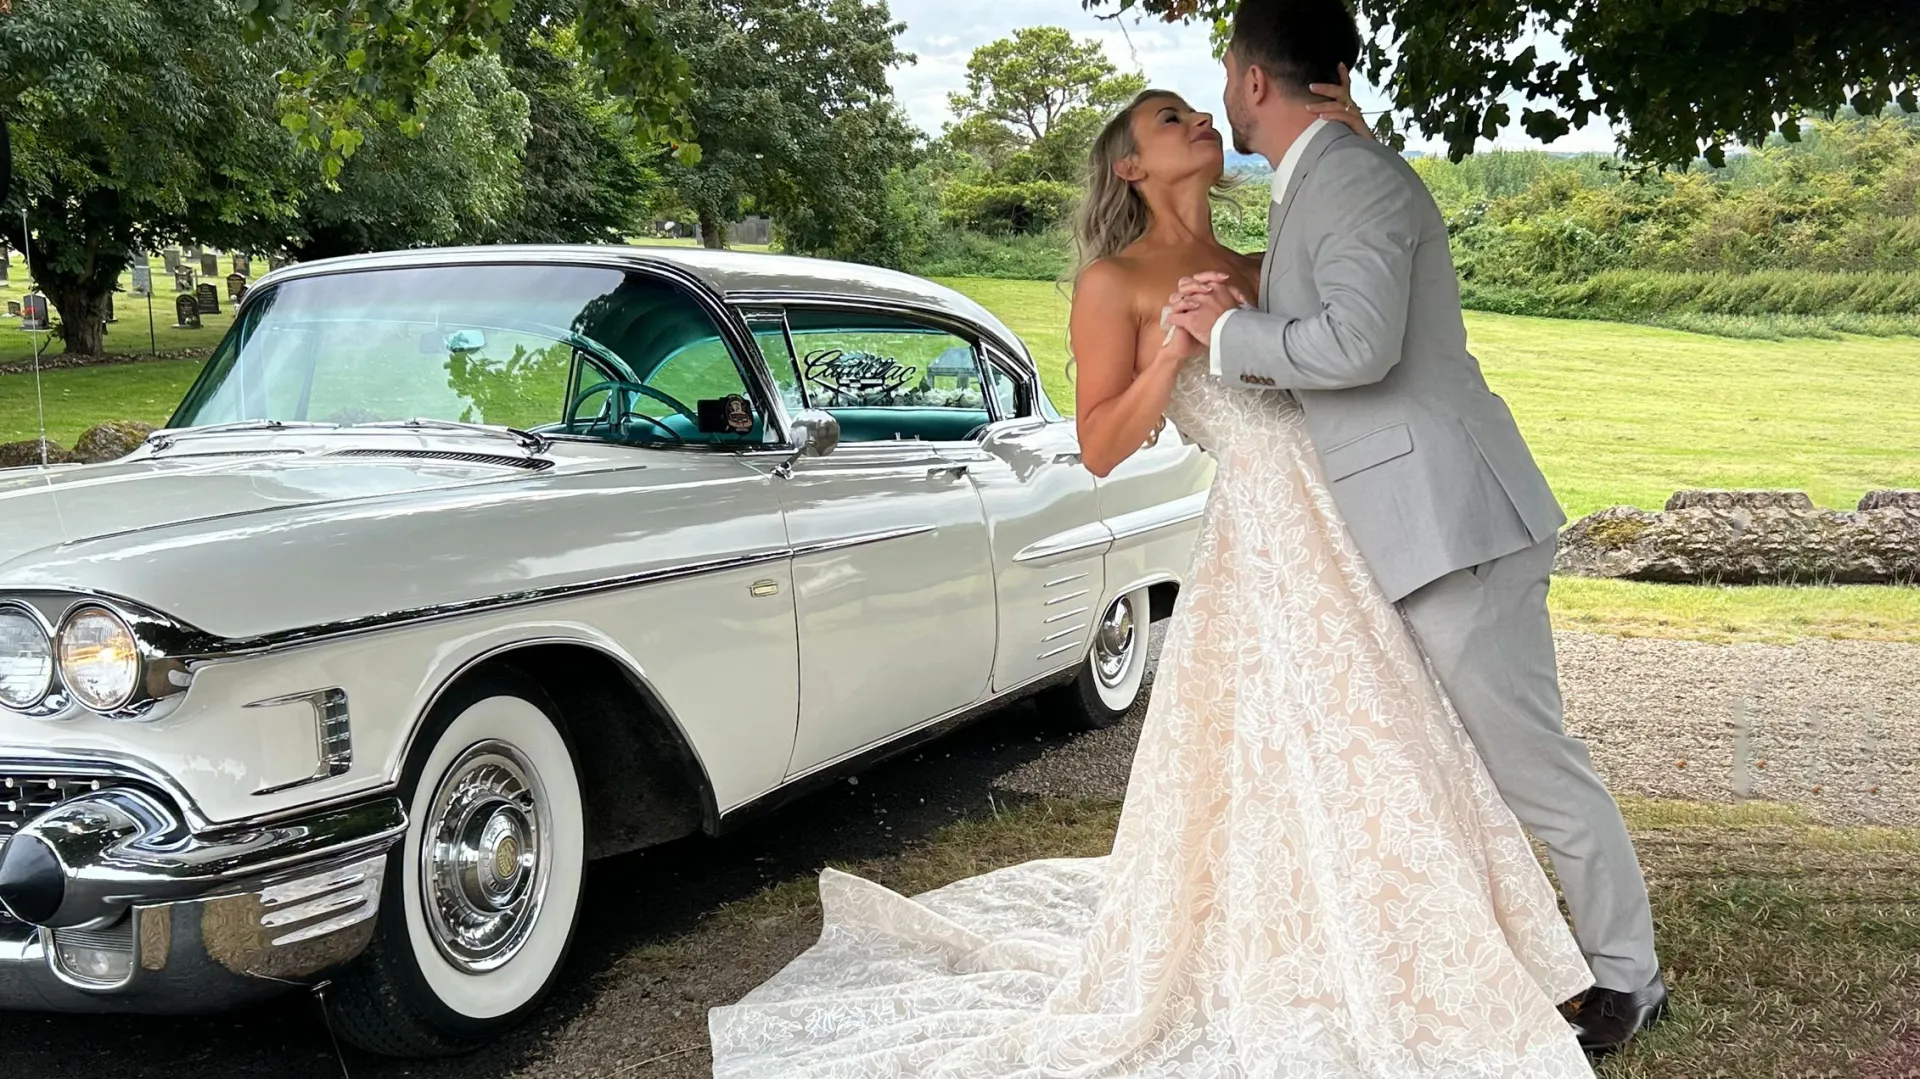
top-left (1070, 257), bottom-right (1146, 312)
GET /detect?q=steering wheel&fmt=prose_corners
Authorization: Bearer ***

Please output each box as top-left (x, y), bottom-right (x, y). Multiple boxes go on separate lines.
top-left (571, 379), bottom-right (697, 443)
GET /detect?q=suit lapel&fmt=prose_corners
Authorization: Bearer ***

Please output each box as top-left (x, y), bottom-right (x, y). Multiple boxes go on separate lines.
top-left (1268, 123), bottom-right (1353, 255)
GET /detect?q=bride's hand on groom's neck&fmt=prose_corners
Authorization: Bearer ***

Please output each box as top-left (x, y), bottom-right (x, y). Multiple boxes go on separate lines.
top-left (1305, 64), bottom-right (1375, 142)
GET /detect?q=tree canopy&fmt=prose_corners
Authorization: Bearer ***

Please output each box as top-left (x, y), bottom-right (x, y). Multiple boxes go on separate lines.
top-left (654, 0), bottom-right (916, 261)
top-left (1086, 0), bottom-right (1918, 167)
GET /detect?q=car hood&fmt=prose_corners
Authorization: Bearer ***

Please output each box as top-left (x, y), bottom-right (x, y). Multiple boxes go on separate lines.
top-left (0, 436), bottom-right (784, 641)
top-left (0, 453), bottom-right (512, 552)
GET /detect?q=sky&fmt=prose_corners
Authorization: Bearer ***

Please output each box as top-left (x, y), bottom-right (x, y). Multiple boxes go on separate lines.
top-left (884, 0), bottom-right (1625, 158)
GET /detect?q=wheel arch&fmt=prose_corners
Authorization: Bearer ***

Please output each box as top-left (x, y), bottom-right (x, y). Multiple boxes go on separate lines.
top-left (415, 639), bottom-right (719, 860)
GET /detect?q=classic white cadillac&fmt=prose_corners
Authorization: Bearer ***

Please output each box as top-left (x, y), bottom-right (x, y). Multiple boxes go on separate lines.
top-left (0, 246), bottom-right (1209, 1053)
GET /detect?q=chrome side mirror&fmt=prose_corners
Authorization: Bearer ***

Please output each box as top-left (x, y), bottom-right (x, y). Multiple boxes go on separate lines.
top-left (774, 409), bottom-right (839, 478)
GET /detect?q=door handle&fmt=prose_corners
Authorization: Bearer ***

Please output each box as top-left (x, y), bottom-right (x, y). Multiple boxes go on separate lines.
top-left (927, 463), bottom-right (970, 480)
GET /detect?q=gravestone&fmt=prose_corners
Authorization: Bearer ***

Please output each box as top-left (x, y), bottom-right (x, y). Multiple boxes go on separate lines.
top-left (231, 283), bottom-right (247, 306)
top-left (196, 282), bottom-right (221, 315)
top-left (6, 301), bottom-right (19, 318)
top-left (20, 294), bottom-right (49, 332)
top-left (0, 242), bottom-right (9, 283)
top-left (232, 253), bottom-right (251, 276)
top-left (130, 263), bottom-right (153, 296)
top-left (104, 293), bottom-right (115, 324)
top-left (175, 294), bottom-right (200, 329)
top-left (269, 254), bottom-right (292, 271)
top-left (226, 272), bottom-right (247, 302)
top-left (199, 252), bottom-right (219, 277)
top-left (174, 266), bottom-right (195, 292)
top-left (184, 244), bottom-right (202, 260)
top-left (162, 250), bottom-right (182, 273)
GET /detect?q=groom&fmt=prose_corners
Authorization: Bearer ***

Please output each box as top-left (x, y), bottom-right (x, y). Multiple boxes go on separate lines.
top-left (1168, 0), bottom-right (1667, 1057)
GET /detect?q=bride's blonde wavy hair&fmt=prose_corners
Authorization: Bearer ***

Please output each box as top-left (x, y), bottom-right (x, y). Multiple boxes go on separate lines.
top-left (1065, 90), bottom-right (1248, 380)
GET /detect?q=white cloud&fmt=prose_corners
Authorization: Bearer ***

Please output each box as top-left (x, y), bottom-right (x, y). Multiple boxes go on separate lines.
top-left (884, 0), bottom-right (1622, 155)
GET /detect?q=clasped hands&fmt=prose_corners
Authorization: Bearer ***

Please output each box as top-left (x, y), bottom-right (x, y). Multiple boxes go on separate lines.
top-left (1158, 272), bottom-right (1251, 364)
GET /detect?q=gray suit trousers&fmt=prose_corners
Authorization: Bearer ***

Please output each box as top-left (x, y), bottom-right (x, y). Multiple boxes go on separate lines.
top-left (1397, 533), bottom-right (1660, 993)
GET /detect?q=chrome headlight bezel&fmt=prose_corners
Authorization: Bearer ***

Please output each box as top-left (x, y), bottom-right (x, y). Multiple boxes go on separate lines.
top-left (0, 602), bottom-right (58, 713)
top-left (56, 605), bottom-right (145, 714)
top-left (0, 593), bottom-right (207, 722)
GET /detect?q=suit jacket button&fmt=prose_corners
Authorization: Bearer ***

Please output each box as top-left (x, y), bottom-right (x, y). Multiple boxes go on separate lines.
top-left (1240, 374), bottom-right (1256, 384)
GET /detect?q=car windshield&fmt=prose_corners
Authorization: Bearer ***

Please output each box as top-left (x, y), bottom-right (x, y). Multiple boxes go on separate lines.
top-left (169, 263), bottom-right (770, 447)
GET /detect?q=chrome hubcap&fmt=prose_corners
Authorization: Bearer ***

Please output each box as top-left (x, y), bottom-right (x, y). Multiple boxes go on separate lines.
top-left (422, 741), bottom-right (548, 972)
top-left (1094, 594), bottom-right (1138, 688)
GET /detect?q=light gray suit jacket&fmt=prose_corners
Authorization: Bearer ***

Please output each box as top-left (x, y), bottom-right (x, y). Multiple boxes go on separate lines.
top-left (1214, 124), bottom-right (1565, 602)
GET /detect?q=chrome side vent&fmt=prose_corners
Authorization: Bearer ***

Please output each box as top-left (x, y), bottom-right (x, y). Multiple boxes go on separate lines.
top-left (246, 688), bottom-right (354, 796)
top-left (324, 449), bottom-right (552, 471)
top-left (1037, 572), bottom-right (1093, 662)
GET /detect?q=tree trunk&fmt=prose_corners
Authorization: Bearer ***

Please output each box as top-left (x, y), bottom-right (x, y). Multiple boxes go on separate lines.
top-left (45, 283), bottom-right (110, 357)
top-left (698, 209), bottom-right (729, 250)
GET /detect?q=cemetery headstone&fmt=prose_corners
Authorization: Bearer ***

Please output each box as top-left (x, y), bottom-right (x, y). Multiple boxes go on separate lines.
top-left (174, 267), bottom-right (195, 292)
top-left (6, 301), bottom-right (20, 318)
top-left (20, 294), bottom-right (49, 332)
top-left (269, 254), bottom-right (292, 271)
top-left (184, 244), bottom-right (203, 259)
top-left (162, 250), bottom-right (182, 273)
top-left (175, 294), bottom-right (200, 329)
top-left (0, 243), bottom-right (9, 283)
top-left (131, 263), bottom-right (153, 296)
top-left (196, 282), bottom-right (221, 315)
top-left (232, 253), bottom-right (252, 276)
top-left (199, 252), bottom-right (219, 277)
top-left (105, 293), bottom-right (115, 324)
top-left (226, 272), bottom-right (247, 302)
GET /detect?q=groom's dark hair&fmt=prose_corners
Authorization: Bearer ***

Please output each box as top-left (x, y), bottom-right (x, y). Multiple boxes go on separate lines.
top-left (1229, 0), bottom-right (1363, 100)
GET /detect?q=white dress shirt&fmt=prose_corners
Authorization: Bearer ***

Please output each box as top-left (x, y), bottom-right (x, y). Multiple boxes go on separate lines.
top-left (1208, 117), bottom-right (1332, 375)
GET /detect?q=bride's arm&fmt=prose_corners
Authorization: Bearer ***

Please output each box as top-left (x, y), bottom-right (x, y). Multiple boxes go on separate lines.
top-left (1071, 260), bottom-right (1195, 478)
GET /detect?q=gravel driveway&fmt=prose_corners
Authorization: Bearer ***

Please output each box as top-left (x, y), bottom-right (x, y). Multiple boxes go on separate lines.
top-left (1000, 630), bottom-right (1920, 827)
top-left (0, 628), bottom-right (1912, 1078)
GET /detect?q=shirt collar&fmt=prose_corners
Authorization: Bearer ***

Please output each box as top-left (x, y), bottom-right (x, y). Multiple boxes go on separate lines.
top-left (1271, 117), bottom-right (1333, 205)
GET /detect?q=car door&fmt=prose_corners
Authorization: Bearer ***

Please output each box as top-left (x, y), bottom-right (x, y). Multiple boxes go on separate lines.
top-left (952, 347), bottom-right (1109, 692)
top-left (744, 305), bottom-right (998, 776)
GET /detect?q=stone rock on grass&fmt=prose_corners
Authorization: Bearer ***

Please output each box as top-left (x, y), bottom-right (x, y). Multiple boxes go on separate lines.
top-left (0, 439), bottom-right (76, 468)
top-left (1858, 489), bottom-right (1920, 512)
top-left (1557, 497), bottom-right (1920, 584)
top-left (72, 420), bottom-right (156, 463)
top-left (1665, 489), bottom-right (1814, 512)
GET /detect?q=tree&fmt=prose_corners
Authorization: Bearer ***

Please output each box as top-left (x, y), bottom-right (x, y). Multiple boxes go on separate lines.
top-left (653, 0), bottom-right (916, 258)
top-left (938, 28), bottom-right (1145, 233)
top-left (1085, 0), bottom-right (1918, 168)
top-left (485, 23), bottom-right (669, 245)
top-left (949, 26), bottom-right (1146, 145)
top-left (0, 0), bottom-right (303, 354)
top-left (246, 0), bottom-right (696, 179)
top-left (289, 54), bottom-right (531, 260)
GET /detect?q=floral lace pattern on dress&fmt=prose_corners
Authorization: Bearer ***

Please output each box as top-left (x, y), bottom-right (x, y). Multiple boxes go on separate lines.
top-left (709, 361), bottom-right (1596, 1079)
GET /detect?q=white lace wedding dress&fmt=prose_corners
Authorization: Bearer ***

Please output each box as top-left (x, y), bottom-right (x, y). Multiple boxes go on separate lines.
top-left (708, 363), bottom-right (1597, 1078)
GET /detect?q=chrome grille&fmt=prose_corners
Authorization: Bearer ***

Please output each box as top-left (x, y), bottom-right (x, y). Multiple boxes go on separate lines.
top-left (0, 773), bottom-right (125, 840)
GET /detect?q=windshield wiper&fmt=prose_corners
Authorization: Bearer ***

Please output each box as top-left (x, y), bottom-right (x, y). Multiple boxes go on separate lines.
top-left (147, 420), bottom-right (340, 450)
top-left (352, 418), bottom-right (550, 455)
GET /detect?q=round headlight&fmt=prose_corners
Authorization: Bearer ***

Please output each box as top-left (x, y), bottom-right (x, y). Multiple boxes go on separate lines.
top-left (0, 607), bottom-right (54, 710)
top-left (57, 607), bottom-right (142, 713)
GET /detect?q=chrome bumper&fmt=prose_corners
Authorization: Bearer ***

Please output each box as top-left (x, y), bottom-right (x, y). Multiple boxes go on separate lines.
top-left (0, 790), bottom-right (404, 1013)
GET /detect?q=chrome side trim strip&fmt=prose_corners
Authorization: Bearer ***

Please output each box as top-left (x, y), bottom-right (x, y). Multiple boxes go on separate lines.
top-left (1013, 522), bottom-right (1113, 565)
top-left (1045, 589), bottom-right (1090, 607)
top-left (1105, 491), bottom-right (1209, 545)
top-left (1044, 571), bottom-right (1088, 588)
top-left (1043, 605), bottom-right (1089, 624)
top-left (1038, 641), bottom-right (1081, 661)
top-left (1041, 623), bottom-right (1087, 644)
top-left (790, 525), bottom-right (936, 559)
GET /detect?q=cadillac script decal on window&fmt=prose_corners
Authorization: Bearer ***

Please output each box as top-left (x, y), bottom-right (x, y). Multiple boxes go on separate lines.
top-left (801, 349), bottom-right (916, 406)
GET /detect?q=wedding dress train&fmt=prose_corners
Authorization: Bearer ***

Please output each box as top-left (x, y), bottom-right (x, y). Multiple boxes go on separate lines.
top-left (708, 363), bottom-right (1596, 1078)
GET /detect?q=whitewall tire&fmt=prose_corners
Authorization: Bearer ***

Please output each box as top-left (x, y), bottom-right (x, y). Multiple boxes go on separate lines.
top-left (333, 674), bottom-right (585, 1056)
top-left (1049, 586), bottom-right (1152, 730)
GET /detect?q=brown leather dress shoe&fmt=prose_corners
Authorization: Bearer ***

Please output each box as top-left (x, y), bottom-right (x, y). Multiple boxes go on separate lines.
top-left (1566, 970), bottom-right (1669, 1058)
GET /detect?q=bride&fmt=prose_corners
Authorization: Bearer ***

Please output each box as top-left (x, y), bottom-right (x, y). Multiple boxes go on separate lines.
top-left (708, 87), bottom-right (1596, 1079)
